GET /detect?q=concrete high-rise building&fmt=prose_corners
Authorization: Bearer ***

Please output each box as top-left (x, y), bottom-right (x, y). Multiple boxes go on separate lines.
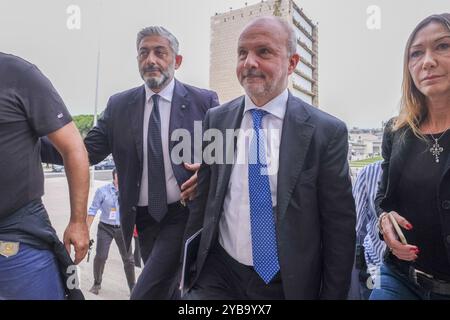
top-left (210, 0), bottom-right (319, 106)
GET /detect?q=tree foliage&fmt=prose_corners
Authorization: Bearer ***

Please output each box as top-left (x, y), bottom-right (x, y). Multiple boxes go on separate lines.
top-left (73, 114), bottom-right (94, 138)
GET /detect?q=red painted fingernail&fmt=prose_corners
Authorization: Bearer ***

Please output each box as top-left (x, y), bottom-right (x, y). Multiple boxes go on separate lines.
top-left (406, 223), bottom-right (413, 230)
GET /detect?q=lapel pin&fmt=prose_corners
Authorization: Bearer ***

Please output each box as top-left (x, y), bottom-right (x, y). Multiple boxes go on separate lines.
top-left (181, 105), bottom-right (186, 110)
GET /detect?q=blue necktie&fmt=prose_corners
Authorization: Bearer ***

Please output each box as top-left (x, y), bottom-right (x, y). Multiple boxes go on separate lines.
top-left (248, 109), bottom-right (280, 284)
top-left (147, 94), bottom-right (168, 222)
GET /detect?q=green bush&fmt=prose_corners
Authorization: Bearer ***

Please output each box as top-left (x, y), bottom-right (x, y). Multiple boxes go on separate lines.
top-left (73, 114), bottom-right (94, 138)
top-left (349, 156), bottom-right (383, 167)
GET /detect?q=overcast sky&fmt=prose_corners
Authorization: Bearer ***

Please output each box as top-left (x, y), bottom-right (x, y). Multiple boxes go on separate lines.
top-left (1, 0), bottom-right (448, 128)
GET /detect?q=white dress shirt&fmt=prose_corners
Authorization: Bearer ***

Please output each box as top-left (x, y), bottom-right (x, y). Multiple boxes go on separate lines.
top-left (138, 79), bottom-right (181, 206)
top-left (218, 89), bottom-right (288, 266)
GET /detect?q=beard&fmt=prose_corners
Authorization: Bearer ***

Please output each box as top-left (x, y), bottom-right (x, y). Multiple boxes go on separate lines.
top-left (240, 68), bottom-right (287, 103)
top-left (141, 63), bottom-right (174, 90)
top-left (241, 71), bottom-right (270, 98)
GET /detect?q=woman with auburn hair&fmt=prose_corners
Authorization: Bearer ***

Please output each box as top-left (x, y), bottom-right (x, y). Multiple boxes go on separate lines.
top-left (371, 13), bottom-right (450, 300)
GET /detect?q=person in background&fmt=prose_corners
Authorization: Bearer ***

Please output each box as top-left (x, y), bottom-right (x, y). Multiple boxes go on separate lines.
top-left (40, 26), bottom-right (219, 299)
top-left (87, 169), bottom-right (136, 295)
top-left (348, 161), bottom-right (386, 300)
top-left (0, 52), bottom-right (89, 300)
top-left (133, 226), bottom-right (142, 268)
top-left (372, 13), bottom-right (450, 300)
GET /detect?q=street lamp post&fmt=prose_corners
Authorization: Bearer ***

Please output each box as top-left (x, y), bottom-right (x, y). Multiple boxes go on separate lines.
top-left (91, 0), bottom-right (103, 187)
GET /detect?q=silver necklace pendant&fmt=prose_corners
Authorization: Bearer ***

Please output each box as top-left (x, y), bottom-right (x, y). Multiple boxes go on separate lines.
top-left (430, 138), bottom-right (444, 163)
top-left (428, 126), bottom-right (450, 163)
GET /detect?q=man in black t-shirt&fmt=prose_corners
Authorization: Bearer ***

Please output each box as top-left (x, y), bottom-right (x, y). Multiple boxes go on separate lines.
top-left (0, 52), bottom-right (90, 299)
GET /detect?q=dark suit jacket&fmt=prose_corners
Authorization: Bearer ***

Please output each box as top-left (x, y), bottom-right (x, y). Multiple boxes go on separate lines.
top-left (374, 118), bottom-right (403, 217)
top-left (41, 79), bottom-right (219, 249)
top-left (184, 93), bottom-right (356, 299)
top-left (374, 119), bottom-right (450, 260)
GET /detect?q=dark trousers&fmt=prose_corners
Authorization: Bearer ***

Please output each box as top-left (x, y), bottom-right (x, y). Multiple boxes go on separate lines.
top-left (93, 222), bottom-right (136, 292)
top-left (185, 241), bottom-right (285, 300)
top-left (347, 264), bottom-right (372, 300)
top-left (133, 236), bottom-right (142, 268)
top-left (130, 203), bottom-right (188, 300)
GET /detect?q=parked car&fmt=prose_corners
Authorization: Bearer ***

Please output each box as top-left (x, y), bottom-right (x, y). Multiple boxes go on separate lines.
top-left (52, 165), bottom-right (65, 172)
top-left (94, 159), bottom-right (115, 170)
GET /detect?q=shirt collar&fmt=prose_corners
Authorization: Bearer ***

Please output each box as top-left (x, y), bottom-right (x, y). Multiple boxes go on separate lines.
top-left (244, 89), bottom-right (288, 120)
top-left (145, 78), bottom-right (175, 104)
top-left (110, 183), bottom-right (117, 193)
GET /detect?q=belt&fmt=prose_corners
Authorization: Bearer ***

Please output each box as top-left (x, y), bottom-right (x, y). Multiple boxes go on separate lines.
top-left (214, 242), bottom-right (282, 283)
top-left (137, 200), bottom-right (187, 213)
top-left (168, 200), bottom-right (187, 211)
top-left (387, 254), bottom-right (450, 295)
top-left (409, 267), bottom-right (450, 296)
top-left (100, 221), bottom-right (121, 229)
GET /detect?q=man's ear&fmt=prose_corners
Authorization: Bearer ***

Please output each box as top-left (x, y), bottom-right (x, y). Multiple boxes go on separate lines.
top-left (287, 53), bottom-right (300, 75)
top-left (175, 55), bottom-right (183, 70)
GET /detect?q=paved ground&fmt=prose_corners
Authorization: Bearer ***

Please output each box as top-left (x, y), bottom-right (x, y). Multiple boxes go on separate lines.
top-left (42, 172), bottom-right (141, 300)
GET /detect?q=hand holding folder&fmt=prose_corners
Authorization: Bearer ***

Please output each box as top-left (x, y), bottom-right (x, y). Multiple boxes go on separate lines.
top-left (180, 228), bottom-right (202, 297)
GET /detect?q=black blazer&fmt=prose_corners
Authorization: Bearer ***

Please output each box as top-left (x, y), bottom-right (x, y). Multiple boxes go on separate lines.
top-left (184, 93), bottom-right (356, 299)
top-left (374, 120), bottom-right (450, 259)
top-left (41, 79), bottom-right (219, 249)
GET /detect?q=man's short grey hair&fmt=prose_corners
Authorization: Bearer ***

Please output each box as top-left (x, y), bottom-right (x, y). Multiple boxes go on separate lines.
top-left (245, 16), bottom-right (297, 56)
top-left (279, 18), bottom-right (297, 57)
top-left (136, 26), bottom-right (180, 55)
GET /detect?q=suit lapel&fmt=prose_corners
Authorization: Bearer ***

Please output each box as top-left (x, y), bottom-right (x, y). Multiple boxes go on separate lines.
top-left (277, 94), bottom-right (315, 222)
top-left (215, 98), bottom-right (245, 209)
top-left (128, 85), bottom-right (146, 167)
top-left (169, 80), bottom-right (190, 152)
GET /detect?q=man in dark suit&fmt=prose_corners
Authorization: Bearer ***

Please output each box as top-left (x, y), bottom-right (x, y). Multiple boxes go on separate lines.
top-left (183, 16), bottom-right (355, 300)
top-left (42, 26), bottom-right (219, 299)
